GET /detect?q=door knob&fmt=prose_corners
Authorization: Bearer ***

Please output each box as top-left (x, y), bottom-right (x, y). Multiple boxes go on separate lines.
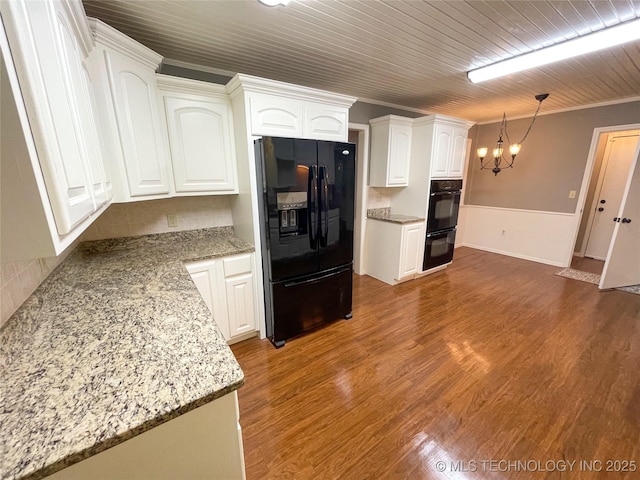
top-left (622, 218), bottom-right (632, 224)
top-left (600, 199), bottom-right (606, 204)
top-left (598, 207), bottom-right (604, 212)
top-left (613, 217), bottom-right (621, 222)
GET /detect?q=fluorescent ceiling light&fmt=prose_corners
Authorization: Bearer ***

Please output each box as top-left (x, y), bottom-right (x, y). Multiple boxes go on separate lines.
top-left (258, 0), bottom-right (290, 6)
top-left (468, 18), bottom-right (640, 83)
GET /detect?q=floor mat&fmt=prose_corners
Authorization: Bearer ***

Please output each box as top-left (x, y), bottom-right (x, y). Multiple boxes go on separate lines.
top-left (555, 268), bottom-right (640, 295)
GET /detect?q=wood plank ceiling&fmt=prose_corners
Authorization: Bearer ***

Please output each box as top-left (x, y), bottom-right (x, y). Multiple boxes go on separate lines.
top-left (83, 0), bottom-right (640, 123)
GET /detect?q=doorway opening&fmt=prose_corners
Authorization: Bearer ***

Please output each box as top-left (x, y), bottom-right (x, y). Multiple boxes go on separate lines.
top-left (348, 123), bottom-right (370, 276)
top-left (570, 123), bottom-right (640, 287)
top-left (574, 128), bottom-right (640, 275)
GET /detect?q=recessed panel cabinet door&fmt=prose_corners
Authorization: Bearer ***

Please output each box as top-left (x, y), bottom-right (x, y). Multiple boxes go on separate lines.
top-left (164, 97), bottom-right (237, 193)
top-left (105, 50), bottom-right (170, 197)
top-left (3, 0), bottom-right (97, 234)
top-left (225, 273), bottom-right (257, 338)
top-left (431, 124), bottom-right (453, 178)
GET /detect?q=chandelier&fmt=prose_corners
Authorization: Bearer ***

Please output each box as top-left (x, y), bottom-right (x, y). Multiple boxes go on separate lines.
top-left (477, 93), bottom-right (549, 176)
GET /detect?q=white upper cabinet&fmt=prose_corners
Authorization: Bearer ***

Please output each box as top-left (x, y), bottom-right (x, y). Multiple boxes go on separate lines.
top-left (228, 74), bottom-right (356, 142)
top-left (369, 115), bottom-right (413, 187)
top-left (1, 0), bottom-right (110, 235)
top-left (157, 75), bottom-right (238, 194)
top-left (429, 121), bottom-right (472, 179)
top-left (248, 93), bottom-right (304, 138)
top-left (88, 18), bottom-right (170, 201)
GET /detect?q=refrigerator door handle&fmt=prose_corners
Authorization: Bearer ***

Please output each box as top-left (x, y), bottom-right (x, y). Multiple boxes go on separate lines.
top-left (308, 165), bottom-right (319, 248)
top-left (283, 269), bottom-right (343, 287)
top-left (319, 165), bottom-right (329, 247)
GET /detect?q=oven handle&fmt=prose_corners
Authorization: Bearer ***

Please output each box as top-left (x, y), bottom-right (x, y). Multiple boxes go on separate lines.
top-left (430, 191), bottom-right (460, 196)
top-left (426, 230), bottom-right (455, 238)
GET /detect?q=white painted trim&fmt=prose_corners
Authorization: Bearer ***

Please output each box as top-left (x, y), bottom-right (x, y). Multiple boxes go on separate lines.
top-left (568, 122), bottom-right (640, 262)
top-left (226, 73), bottom-right (357, 108)
top-left (88, 18), bottom-right (162, 70)
top-left (461, 205), bottom-right (579, 267)
top-left (463, 204), bottom-right (574, 216)
top-left (459, 242), bottom-right (567, 267)
top-left (478, 96), bottom-right (640, 125)
top-left (156, 73), bottom-right (228, 97)
top-left (349, 122), bottom-right (370, 276)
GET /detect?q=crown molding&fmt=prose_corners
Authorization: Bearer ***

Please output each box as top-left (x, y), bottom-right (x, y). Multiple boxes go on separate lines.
top-left (226, 73), bottom-right (357, 108)
top-left (477, 95), bottom-right (640, 125)
top-left (88, 18), bottom-right (162, 70)
top-left (156, 74), bottom-right (228, 98)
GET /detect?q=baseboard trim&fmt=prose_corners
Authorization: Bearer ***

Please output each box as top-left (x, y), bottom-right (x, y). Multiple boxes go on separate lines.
top-left (458, 243), bottom-right (566, 267)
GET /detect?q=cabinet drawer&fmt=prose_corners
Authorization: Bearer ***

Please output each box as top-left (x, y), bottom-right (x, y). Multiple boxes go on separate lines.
top-left (223, 254), bottom-right (252, 277)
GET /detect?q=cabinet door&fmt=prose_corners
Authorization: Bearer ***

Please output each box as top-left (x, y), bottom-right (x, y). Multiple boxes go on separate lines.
top-left (104, 48), bottom-right (170, 197)
top-left (431, 124), bottom-right (452, 178)
top-left (387, 124), bottom-right (412, 185)
top-left (248, 93), bottom-right (303, 137)
top-left (164, 96), bottom-right (237, 193)
top-left (186, 261), bottom-right (231, 340)
top-left (398, 223), bottom-right (423, 280)
top-left (449, 128), bottom-right (468, 178)
top-left (225, 272), bottom-right (257, 339)
top-left (304, 104), bottom-right (348, 141)
top-left (3, 0), bottom-right (97, 234)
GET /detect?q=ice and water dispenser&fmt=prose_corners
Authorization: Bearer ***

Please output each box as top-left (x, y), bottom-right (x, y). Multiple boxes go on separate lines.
top-left (277, 192), bottom-right (307, 235)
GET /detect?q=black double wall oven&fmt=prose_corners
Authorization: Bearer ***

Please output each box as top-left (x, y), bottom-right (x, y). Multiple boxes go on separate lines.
top-left (423, 179), bottom-right (462, 271)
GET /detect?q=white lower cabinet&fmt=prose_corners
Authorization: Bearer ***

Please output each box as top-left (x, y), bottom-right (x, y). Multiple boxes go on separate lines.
top-left (365, 219), bottom-right (425, 286)
top-left (46, 391), bottom-right (246, 480)
top-left (186, 253), bottom-right (258, 344)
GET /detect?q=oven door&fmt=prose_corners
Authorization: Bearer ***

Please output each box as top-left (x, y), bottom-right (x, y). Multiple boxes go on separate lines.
top-left (427, 191), bottom-right (461, 232)
top-left (423, 228), bottom-right (456, 271)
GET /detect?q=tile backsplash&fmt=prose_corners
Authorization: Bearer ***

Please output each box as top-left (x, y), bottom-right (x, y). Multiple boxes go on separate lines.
top-left (82, 196), bottom-right (233, 241)
top-left (1, 242), bottom-right (76, 328)
top-left (1, 196), bottom-right (234, 326)
top-left (367, 187), bottom-right (393, 209)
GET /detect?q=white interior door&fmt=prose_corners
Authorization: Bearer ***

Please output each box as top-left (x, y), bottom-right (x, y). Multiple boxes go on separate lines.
top-left (599, 142), bottom-right (640, 289)
top-left (584, 132), bottom-right (639, 260)
top-left (585, 133), bottom-right (639, 259)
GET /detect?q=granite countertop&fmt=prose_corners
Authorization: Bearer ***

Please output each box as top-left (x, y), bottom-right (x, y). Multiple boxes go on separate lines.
top-left (0, 227), bottom-right (253, 480)
top-left (367, 208), bottom-right (425, 224)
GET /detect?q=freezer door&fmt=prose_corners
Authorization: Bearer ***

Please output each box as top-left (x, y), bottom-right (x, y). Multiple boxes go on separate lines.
top-left (317, 141), bottom-right (355, 271)
top-left (261, 137), bottom-right (319, 281)
top-left (271, 266), bottom-right (352, 344)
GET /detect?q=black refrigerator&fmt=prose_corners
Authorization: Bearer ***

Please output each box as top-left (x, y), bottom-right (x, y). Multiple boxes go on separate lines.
top-left (255, 137), bottom-right (355, 348)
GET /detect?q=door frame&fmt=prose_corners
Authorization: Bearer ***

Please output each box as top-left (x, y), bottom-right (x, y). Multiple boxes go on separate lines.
top-left (580, 131), bottom-right (639, 258)
top-left (349, 123), bottom-right (370, 275)
top-left (570, 122), bottom-right (640, 261)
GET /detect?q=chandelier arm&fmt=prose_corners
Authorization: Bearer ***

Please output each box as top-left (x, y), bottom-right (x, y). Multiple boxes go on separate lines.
top-left (516, 99), bottom-right (544, 145)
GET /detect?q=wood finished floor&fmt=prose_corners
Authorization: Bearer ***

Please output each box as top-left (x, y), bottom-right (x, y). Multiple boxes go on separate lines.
top-left (231, 248), bottom-right (640, 479)
top-left (570, 256), bottom-right (605, 275)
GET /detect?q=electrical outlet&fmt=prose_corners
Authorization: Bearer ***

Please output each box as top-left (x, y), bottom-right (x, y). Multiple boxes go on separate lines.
top-left (500, 230), bottom-right (506, 236)
top-left (568, 190), bottom-right (577, 199)
top-left (167, 214), bottom-right (178, 227)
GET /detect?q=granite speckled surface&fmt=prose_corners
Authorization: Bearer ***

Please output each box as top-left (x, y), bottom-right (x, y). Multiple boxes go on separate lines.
top-left (367, 208), bottom-right (424, 224)
top-left (0, 227), bottom-right (253, 480)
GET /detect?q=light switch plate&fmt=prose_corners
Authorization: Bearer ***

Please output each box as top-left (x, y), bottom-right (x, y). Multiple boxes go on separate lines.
top-left (568, 190), bottom-right (577, 199)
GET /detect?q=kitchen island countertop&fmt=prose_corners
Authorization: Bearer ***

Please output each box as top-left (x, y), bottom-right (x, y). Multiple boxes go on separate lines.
top-left (0, 227), bottom-right (252, 480)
